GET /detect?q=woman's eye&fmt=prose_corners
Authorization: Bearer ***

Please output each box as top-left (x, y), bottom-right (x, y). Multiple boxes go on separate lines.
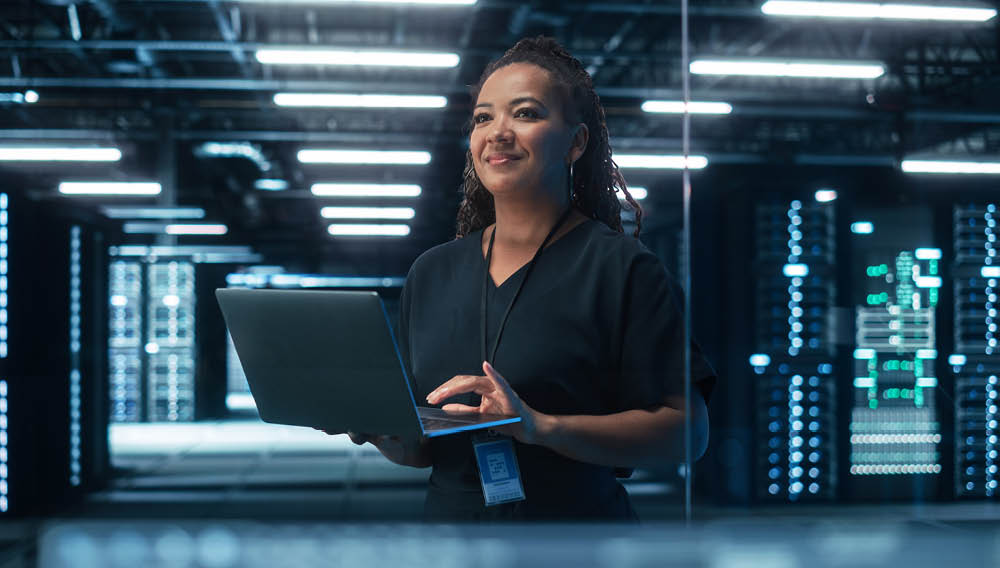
top-left (515, 108), bottom-right (538, 118)
top-left (473, 113), bottom-right (490, 124)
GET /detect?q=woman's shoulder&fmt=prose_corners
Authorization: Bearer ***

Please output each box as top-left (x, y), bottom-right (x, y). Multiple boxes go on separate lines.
top-left (407, 230), bottom-right (482, 278)
top-left (579, 218), bottom-right (657, 267)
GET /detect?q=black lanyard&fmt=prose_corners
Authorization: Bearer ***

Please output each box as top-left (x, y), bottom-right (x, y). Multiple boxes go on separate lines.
top-left (481, 206), bottom-right (575, 367)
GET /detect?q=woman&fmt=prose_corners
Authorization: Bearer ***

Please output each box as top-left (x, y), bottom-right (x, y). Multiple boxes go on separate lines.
top-left (345, 36), bottom-right (715, 521)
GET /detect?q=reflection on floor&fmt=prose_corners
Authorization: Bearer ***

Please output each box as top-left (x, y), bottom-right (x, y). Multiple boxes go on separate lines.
top-left (96, 420), bottom-right (676, 521)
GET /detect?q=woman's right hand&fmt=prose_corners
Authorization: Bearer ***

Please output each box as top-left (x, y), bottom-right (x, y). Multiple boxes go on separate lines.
top-left (312, 428), bottom-right (369, 442)
top-left (313, 428), bottom-right (430, 468)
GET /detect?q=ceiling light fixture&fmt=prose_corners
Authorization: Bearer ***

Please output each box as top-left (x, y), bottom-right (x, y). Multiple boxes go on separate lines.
top-left (274, 93), bottom-right (447, 108)
top-left (0, 147), bottom-right (121, 161)
top-left (762, 1), bottom-right (996, 22)
top-left (328, 224), bottom-right (411, 236)
top-left (235, 0), bottom-right (474, 4)
top-left (690, 59), bottom-right (886, 79)
top-left (320, 207), bottom-right (416, 219)
top-left (641, 101), bottom-right (733, 115)
top-left (59, 182), bottom-right (160, 195)
top-left (165, 224), bottom-right (229, 235)
top-left (902, 160), bottom-right (1000, 174)
top-left (614, 154), bottom-right (709, 169)
top-left (310, 183), bottom-right (422, 197)
top-left (298, 150), bottom-right (431, 165)
top-left (102, 207), bottom-right (206, 219)
top-left (256, 49), bottom-right (459, 68)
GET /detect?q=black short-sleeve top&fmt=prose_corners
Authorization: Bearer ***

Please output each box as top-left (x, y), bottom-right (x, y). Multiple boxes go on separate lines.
top-left (398, 217), bottom-right (716, 521)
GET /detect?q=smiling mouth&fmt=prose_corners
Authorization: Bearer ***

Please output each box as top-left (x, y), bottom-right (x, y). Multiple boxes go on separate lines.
top-left (487, 157), bottom-right (520, 166)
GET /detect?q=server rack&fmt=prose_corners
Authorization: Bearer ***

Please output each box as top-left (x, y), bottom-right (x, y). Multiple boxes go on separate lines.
top-left (846, 206), bottom-right (944, 500)
top-left (953, 202), bottom-right (1000, 498)
top-left (752, 198), bottom-right (838, 501)
top-left (107, 258), bottom-right (197, 423)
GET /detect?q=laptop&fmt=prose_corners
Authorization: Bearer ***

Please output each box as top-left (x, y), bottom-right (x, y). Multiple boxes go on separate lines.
top-left (216, 288), bottom-right (521, 441)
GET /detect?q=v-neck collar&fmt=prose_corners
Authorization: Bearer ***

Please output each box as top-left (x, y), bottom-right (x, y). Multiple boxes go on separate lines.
top-left (478, 217), bottom-right (592, 290)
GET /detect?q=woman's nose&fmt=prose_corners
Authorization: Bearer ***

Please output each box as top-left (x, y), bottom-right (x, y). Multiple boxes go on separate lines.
top-left (486, 115), bottom-right (513, 145)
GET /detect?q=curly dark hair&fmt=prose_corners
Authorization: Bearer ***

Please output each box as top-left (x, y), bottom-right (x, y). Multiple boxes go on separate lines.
top-left (455, 35), bottom-right (643, 239)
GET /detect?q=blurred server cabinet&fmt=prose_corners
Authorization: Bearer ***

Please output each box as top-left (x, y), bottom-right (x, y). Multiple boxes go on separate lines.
top-left (753, 199), bottom-right (837, 501)
top-left (2, 193), bottom-right (109, 515)
top-left (107, 258), bottom-right (196, 423)
top-left (108, 261), bottom-right (142, 422)
top-left (847, 207), bottom-right (943, 499)
top-left (146, 262), bottom-right (196, 421)
top-left (953, 202), bottom-right (1000, 498)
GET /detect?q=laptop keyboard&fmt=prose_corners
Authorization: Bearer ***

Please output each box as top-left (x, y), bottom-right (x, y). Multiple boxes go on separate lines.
top-left (420, 416), bottom-right (474, 430)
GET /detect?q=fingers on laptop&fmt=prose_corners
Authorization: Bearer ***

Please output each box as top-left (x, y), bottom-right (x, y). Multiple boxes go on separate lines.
top-left (442, 403), bottom-right (479, 413)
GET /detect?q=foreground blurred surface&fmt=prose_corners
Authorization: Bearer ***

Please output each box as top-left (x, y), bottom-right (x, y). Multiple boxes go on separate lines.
top-left (35, 518), bottom-right (1000, 568)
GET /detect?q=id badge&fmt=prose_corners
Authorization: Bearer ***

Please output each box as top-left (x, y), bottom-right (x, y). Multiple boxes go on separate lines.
top-left (471, 432), bottom-right (526, 506)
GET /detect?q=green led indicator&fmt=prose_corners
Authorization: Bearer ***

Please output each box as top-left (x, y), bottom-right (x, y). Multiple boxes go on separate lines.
top-left (866, 292), bottom-right (890, 305)
top-left (929, 260), bottom-right (938, 275)
top-left (866, 264), bottom-right (890, 277)
top-left (869, 399), bottom-right (878, 409)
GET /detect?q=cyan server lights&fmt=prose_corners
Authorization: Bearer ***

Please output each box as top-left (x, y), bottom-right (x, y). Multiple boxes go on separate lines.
top-left (68, 227), bottom-right (81, 486)
top-left (1, 193), bottom-right (8, 512)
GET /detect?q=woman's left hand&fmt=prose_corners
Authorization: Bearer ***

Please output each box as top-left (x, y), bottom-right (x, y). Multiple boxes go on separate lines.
top-left (426, 361), bottom-right (549, 445)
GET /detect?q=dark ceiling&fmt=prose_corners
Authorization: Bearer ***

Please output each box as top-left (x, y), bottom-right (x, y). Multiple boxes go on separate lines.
top-left (1, 0), bottom-right (999, 274)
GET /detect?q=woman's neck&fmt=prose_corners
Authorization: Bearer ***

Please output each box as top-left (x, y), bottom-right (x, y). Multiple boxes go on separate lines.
top-left (491, 191), bottom-right (571, 253)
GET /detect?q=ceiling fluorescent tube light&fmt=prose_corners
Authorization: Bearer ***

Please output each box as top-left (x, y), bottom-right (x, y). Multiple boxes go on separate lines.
top-left (59, 182), bottom-right (161, 195)
top-left (123, 222), bottom-right (168, 234)
top-left (617, 186), bottom-right (647, 200)
top-left (0, 147), bottom-right (121, 161)
top-left (274, 93), bottom-right (447, 108)
top-left (311, 183), bottom-right (422, 197)
top-left (762, 1), bottom-right (996, 22)
top-left (102, 207), bottom-right (206, 219)
top-left (236, 0), bottom-right (475, 4)
top-left (641, 101), bottom-right (733, 115)
top-left (256, 49), bottom-right (459, 68)
top-left (165, 224), bottom-right (228, 235)
top-left (902, 160), bottom-right (1000, 174)
top-left (320, 207), bottom-right (415, 219)
top-left (298, 150), bottom-right (431, 165)
top-left (690, 59), bottom-right (885, 79)
top-left (328, 224), bottom-right (410, 236)
top-left (614, 154), bottom-right (708, 169)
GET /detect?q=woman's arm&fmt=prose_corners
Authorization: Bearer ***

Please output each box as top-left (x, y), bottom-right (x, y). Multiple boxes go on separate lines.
top-left (534, 393), bottom-right (708, 470)
top-left (427, 361), bottom-right (709, 470)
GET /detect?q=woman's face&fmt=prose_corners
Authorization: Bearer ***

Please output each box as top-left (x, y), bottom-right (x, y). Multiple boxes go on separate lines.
top-left (470, 62), bottom-right (585, 200)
